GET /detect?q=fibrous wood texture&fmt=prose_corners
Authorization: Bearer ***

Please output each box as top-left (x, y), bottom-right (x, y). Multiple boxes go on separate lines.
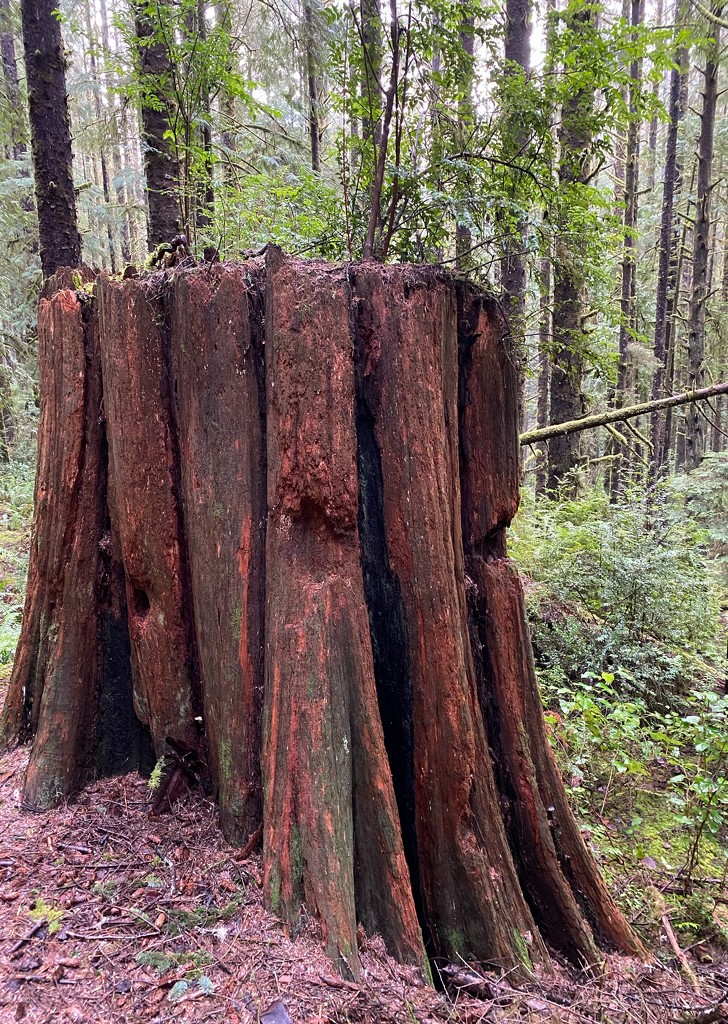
top-left (1, 252), bottom-right (642, 979)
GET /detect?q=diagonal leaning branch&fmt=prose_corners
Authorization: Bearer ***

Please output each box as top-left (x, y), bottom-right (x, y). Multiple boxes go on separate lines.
top-left (520, 381), bottom-right (728, 446)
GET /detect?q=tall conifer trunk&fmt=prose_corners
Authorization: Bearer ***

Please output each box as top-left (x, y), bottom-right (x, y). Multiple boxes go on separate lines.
top-left (501, 0), bottom-right (531, 429)
top-left (21, 0), bottom-right (81, 275)
top-left (84, 0), bottom-right (118, 272)
top-left (304, 0), bottom-right (322, 172)
top-left (455, 10), bottom-right (474, 268)
top-left (0, 0), bottom-right (25, 161)
top-left (686, 12), bottom-right (721, 469)
top-left (547, 2), bottom-right (596, 493)
top-left (134, 0), bottom-right (182, 248)
top-left (612, 0), bottom-right (644, 497)
top-left (650, 0), bottom-right (688, 482)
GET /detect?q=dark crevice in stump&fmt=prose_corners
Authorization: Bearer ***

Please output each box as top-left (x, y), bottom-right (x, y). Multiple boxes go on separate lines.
top-left (96, 516), bottom-right (155, 779)
top-left (97, 275), bottom-right (201, 760)
top-left (353, 295), bottom-right (423, 942)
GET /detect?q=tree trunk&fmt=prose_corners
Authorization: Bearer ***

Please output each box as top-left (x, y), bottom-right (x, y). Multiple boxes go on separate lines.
top-left (0, 0), bottom-right (26, 160)
top-left (612, 0), bottom-right (631, 215)
top-left (21, 0), bottom-right (82, 275)
top-left (191, 0), bottom-right (214, 235)
top-left (455, 12), bottom-right (474, 269)
top-left (134, 0), bottom-right (182, 248)
top-left (84, 0), bottom-right (118, 273)
top-left (686, 13), bottom-right (721, 470)
top-left (304, 0), bottom-right (321, 173)
top-left (612, 0), bottom-right (644, 498)
top-left (360, 0), bottom-right (382, 157)
top-left (2, 254), bottom-right (643, 981)
top-left (99, 0), bottom-right (133, 264)
top-left (521, 380), bottom-right (728, 445)
top-left (535, 253), bottom-right (551, 495)
top-left (501, 0), bottom-right (531, 430)
top-left (547, 2), bottom-right (596, 493)
top-left (215, 0), bottom-right (237, 177)
top-left (650, 0), bottom-right (688, 482)
top-left (646, 0), bottom-right (664, 190)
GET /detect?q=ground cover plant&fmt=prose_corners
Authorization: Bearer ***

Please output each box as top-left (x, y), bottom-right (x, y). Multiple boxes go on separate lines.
top-left (510, 480), bottom-right (728, 953)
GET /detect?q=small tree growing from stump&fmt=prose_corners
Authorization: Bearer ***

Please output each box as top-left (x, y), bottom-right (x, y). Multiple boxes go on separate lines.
top-left (1, 251), bottom-right (643, 979)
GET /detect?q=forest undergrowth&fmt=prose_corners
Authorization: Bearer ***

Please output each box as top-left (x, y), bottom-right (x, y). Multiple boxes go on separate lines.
top-left (510, 466), bottom-right (728, 957)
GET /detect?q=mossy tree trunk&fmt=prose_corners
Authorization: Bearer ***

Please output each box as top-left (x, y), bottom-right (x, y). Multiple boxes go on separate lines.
top-left (1, 252), bottom-right (643, 980)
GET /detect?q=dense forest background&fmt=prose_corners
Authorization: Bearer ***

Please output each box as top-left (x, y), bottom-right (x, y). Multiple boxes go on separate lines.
top-left (0, 0), bottom-right (727, 950)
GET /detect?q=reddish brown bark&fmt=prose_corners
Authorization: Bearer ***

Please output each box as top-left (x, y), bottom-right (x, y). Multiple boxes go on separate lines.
top-left (0, 271), bottom-right (151, 801)
top-left (3, 253), bottom-right (644, 981)
top-left (263, 251), bottom-right (424, 977)
top-left (351, 264), bottom-right (545, 972)
top-left (459, 292), bottom-right (643, 960)
top-left (170, 263), bottom-right (265, 844)
top-left (0, 284), bottom-right (95, 770)
top-left (97, 276), bottom-right (199, 755)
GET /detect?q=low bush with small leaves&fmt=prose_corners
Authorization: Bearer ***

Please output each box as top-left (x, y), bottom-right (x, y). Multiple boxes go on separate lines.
top-left (511, 488), bottom-right (723, 710)
top-left (510, 487), bottom-right (727, 941)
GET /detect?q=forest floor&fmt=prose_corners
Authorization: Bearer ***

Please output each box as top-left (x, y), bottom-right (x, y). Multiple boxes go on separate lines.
top-left (0, 685), bottom-right (727, 1024)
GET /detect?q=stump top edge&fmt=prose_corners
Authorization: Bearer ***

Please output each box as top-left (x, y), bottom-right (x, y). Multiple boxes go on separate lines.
top-left (46, 249), bottom-right (501, 307)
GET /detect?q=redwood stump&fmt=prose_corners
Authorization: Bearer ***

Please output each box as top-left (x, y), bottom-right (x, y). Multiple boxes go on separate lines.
top-left (170, 264), bottom-right (266, 843)
top-left (2, 252), bottom-right (643, 979)
top-left (97, 276), bottom-right (200, 756)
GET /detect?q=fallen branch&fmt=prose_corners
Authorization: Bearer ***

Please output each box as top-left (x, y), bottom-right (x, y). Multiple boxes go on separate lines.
top-left (8, 920), bottom-right (45, 955)
top-left (520, 381), bottom-right (728, 445)
top-left (661, 907), bottom-right (702, 994)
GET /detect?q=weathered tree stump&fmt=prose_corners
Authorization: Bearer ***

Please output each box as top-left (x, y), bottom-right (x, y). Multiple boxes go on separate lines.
top-left (0, 251), bottom-right (643, 980)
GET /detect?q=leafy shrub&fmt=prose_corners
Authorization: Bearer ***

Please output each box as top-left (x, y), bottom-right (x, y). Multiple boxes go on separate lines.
top-left (671, 452), bottom-right (728, 586)
top-left (510, 489), bottom-right (723, 711)
top-left (511, 487), bottom-right (727, 915)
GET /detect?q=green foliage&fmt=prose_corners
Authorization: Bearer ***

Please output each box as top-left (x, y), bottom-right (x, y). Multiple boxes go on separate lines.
top-left (511, 489), bottom-right (723, 708)
top-left (214, 166), bottom-right (346, 259)
top-left (0, 460), bottom-right (33, 666)
top-left (512, 488), bottom-right (727, 937)
top-left (672, 452), bottom-right (728, 581)
top-left (148, 756), bottom-right (167, 792)
top-left (136, 949), bottom-right (214, 975)
top-left (28, 898), bottom-right (65, 934)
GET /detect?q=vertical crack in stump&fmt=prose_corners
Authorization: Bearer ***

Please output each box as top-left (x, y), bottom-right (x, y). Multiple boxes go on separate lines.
top-left (263, 249), bottom-right (423, 978)
top-left (352, 281), bottom-right (423, 935)
top-left (96, 506), bottom-right (155, 779)
top-left (350, 265), bottom-right (545, 975)
top-left (170, 262), bottom-right (266, 844)
top-left (457, 285), bottom-right (644, 961)
top-left (97, 275), bottom-right (199, 756)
